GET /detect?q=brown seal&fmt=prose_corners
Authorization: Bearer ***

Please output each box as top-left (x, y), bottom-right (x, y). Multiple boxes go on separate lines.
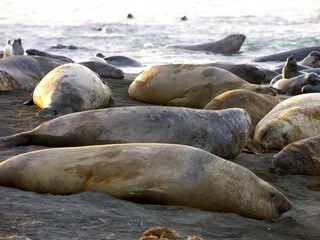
top-left (271, 135), bottom-right (320, 176)
top-left (204, 89), bottom-right (281, 138)
top-left (0, 143), bottom-right (293, 219)
top-left (128, 64), bottom-right (277, 109)
top-left (252, 93), bottom-right (320, 152)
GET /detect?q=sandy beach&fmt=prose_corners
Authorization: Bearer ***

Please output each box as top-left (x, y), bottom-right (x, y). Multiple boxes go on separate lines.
top-left (0, 76), bottom-right (319, 240)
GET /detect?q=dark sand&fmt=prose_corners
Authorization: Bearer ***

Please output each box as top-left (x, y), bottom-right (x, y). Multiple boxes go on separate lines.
top-left (0, 77), bottom-right (319, 239)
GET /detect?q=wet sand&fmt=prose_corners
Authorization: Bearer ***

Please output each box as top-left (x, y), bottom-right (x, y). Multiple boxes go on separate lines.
top-left (0, 77), bottom-right (319, 239)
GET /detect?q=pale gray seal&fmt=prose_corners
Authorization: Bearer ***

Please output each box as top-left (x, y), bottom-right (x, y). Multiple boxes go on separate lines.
top-left (0, 106), bottom-right (251, 159)
top-left (0, 143), bottom-right (293, 219)
top-left (28, 63), bottom-right (114, 119)
top-left (272, 72), bottom-right (320, 95)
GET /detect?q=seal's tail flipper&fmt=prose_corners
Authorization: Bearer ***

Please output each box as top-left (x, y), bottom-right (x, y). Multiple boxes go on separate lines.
top-left (245, 138), bottom-right (265, 154)
top-left (0, 132), bottom-right (31, 147)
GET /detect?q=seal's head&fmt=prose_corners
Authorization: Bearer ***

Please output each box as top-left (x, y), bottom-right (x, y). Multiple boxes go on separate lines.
top-left (272, 139), bottom-right (320, 175)
top-left (306, 72), bottom-right (320, 84)
top-left (254, 119), bottom-right (291, 151)
top-left (284, 55), bottom-right (298, 71)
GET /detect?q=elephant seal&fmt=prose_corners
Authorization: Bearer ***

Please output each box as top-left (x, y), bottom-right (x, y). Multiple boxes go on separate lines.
top-left (96, 53), bottom-right (143, 67)
top-left (27, 63), bottom-right (113, 119)
top-left (26, 49), bottom-right (124, 79)
top-left (0, 107), bottom-right (251, 159)
top-left (204, 89), bottom-right (281, 138)
top-left (252, 93), bottom-right (320, 152)
top-left (78, 61), bottom-right (124, 79)
top-left (271, 135), bottom-right (320, 176)
top-left (272, 72), bottom-right (320, 95)
top-left (128, 64), bottom-right (277, 109)
top-left (253, 46), bottom-right (320, 62)
top-left (299, 55), bottom-right (319, 68)
top-left (165, 34), bottom-right (246, 54)
top-left (0, 143), bottom-right (293, 219)
top-left (301, 83), bottom-right (320, 93)
top-left (203, 62), bottom-right (266, 84)
top-left (0, 55), bottom-right (65, 91)
top-left (270, 55), bottom-right (304, 85)
top-left (257, 67), bottom-right (279, 84)
top-left (26, 48), bottom-right (74, 63)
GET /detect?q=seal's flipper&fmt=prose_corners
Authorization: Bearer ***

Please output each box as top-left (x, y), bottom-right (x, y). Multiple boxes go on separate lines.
top-left (23, 91), bottom-right (34, 105)
top-left (123, 189), bottom-right (170, 205)
top-left (0, 132), bottom-right (32, 147)
top-left (36, 108), bottom-right (57, 119)
top-left (245, 138), bottom-right (265, 155)
top-left (107, 96), bottom-right (115, 107)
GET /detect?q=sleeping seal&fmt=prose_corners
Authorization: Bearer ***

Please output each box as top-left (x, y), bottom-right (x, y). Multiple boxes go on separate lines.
top-left (252, 93), bottom-right (320, 152)
top-left (128, 64), bottom-right (277, 108)
top-left (0, 143), bottom-right (293, 219)
top-left (27, 63), bottom-right (113, 119)
top-left (0, 106), bottom-right (251, 159)
top-left (271, 135), bottom-right (320, 176)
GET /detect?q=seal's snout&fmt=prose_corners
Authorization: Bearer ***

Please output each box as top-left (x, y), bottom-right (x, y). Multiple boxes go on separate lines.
top-left (274, 192), bottom-right (293, 216)
top-left (278, 196), bottom-right (293, 215)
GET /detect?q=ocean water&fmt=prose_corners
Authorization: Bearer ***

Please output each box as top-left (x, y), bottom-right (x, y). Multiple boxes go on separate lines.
top-left (0, 0), bottom-right (319, 69)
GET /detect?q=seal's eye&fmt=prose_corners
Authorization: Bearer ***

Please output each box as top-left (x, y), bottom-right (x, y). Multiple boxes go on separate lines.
top-left (269, 192), bottom-right (275, 198)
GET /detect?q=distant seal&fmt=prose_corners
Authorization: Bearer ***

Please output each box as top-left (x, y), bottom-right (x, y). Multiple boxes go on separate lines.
top-left (253, 46), bottom-right (320, 62)
top-left (270, 55), bottom-right (303, 85)
top-left (26, 48), bottom-right (74, 63)
top-left (272, 72), bottom-right (320, 95)
top-left (252, 93), bottom-right (320, 152)
top-left (78, 61), bottom-right (124, 79)
top-left (271, 135), bottom-right (320, 176)
top-left (180, 16), bottom-right (187, 21)
top-left (127, 13), bottom-right (134, 19)
top-left (26, 49), bottom-right (124, 79)
top-left (27, 63), bottom-right (113, 119)
top-left (128, 64), bottom-right (277, 109)
top-left (0, 143), bottom-right (293, 219)
top-left (11, 38), bottom-right (24, 55)
top-left (204, 89), bottom-right (281, 138)
top-left (165, 34), bottom-right (246, 54)
top-left (85, 56), bottom-right (106, 63)
top-left (0, 55), bottom-right (65, 92)
top-left (203, 62), bottom-right (266, 84)
top-left (96, 53), bottom-right (143, 67)
top-left (0, 107), bottom-right (251, 159)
